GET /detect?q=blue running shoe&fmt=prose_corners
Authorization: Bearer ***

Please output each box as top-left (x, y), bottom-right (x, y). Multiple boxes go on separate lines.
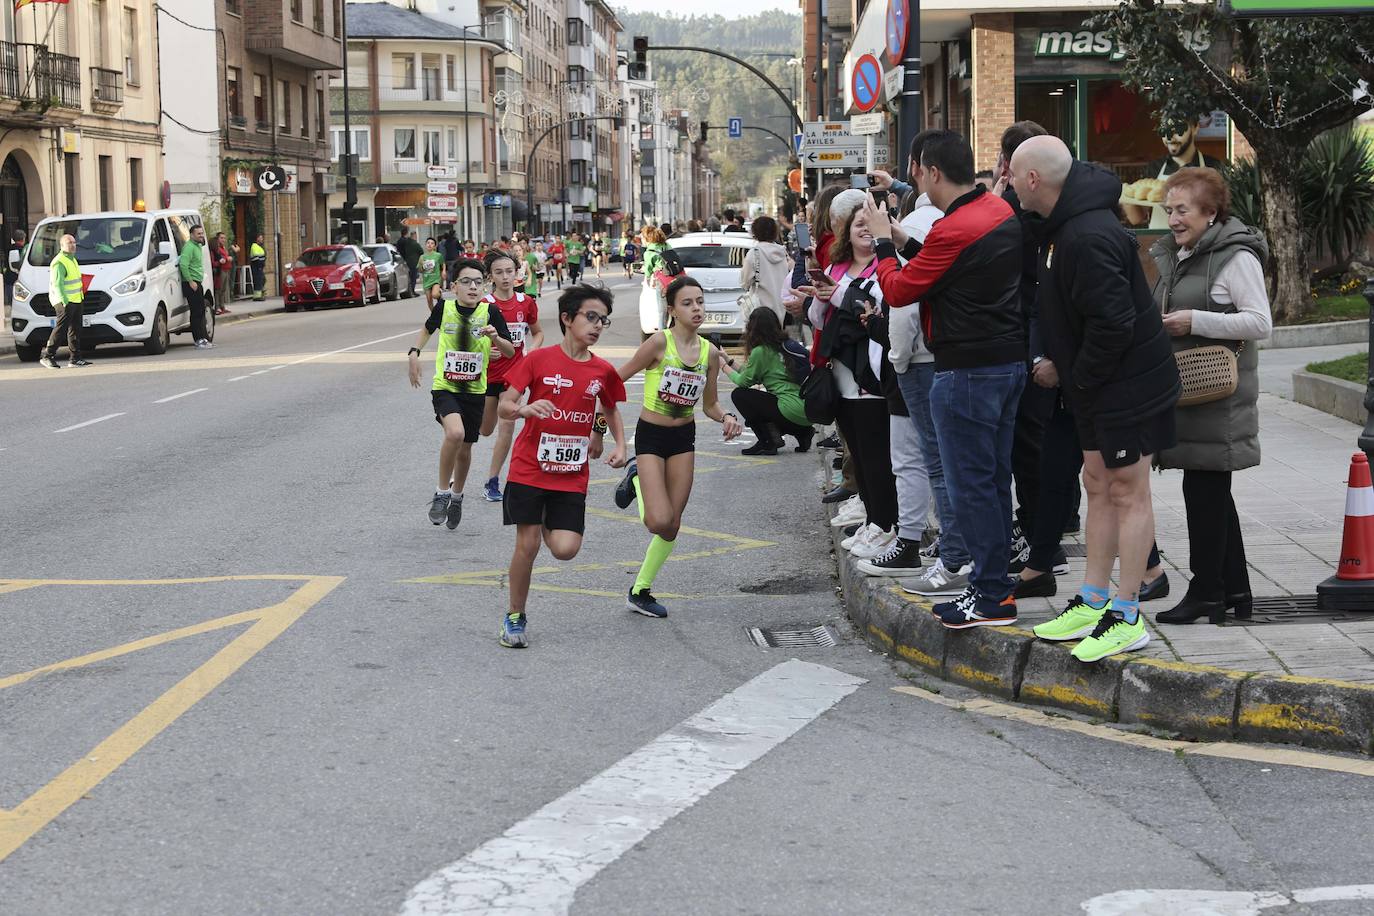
top-left (484, 476), bottom-right (503, 502)
top-left (499, 612), bottom-right (528, 648)
top-left (614, 456), bottom-right (638, 509)
top-left (627, 588), bottom-right (667, 618)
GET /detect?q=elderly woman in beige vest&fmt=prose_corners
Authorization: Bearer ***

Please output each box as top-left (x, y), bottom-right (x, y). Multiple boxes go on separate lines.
top-left (1150, 167), bottom-right (1270, 626)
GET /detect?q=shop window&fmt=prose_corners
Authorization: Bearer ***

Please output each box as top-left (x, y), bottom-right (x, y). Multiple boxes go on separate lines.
top-left (1015, 81), bottom-right (1078, 157)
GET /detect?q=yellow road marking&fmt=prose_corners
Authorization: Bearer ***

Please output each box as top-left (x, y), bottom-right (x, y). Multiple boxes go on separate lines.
top-left (0, 575), bottom-right (344, 862)
top-left (892, 685), bottom-right (1374, 778)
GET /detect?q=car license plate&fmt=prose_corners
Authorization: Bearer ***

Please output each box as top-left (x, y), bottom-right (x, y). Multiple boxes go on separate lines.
top-left (329, 283), bottom-right (347, 290)
top-left (705, 312), bottom-right (733, 325)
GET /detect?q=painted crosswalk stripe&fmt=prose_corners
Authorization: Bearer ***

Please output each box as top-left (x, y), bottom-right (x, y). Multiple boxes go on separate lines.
top-left (53, 413), bottom-right (125, 433)
top-left (400, 659), bottom-right (865, 915)
top-left (153, 388), bottom-right (208, 404)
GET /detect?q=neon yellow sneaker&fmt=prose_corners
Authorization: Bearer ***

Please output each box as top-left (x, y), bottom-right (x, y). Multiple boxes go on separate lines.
top-left (1032, 595), bottom-right (1106, 642)
top-left (1071, 609), bottom-right (1150, 662)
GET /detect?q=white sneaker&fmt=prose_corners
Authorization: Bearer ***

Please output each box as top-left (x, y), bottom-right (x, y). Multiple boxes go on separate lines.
top-left (194, 339), bottom-right (215, 349)
top-left (841, 523), bottom-right (876, 552)
top-left (901, 559), bottom-right (974, 597)
top-left (829, 498), bottom-right (866, 528)
top-left (850, 527), bottom-right (896, 559)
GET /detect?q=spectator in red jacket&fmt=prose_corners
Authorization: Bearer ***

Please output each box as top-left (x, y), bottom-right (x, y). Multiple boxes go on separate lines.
top-left (867, 129), bottom-right (1026, 630)
top-left (210, 232), bottom-right (235, 315)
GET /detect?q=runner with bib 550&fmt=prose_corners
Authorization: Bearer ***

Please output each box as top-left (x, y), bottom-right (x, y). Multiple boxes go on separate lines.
top-left (613, 275), bottom-right (743, 619)
top-left (407, 257), bottom-right (515, 530)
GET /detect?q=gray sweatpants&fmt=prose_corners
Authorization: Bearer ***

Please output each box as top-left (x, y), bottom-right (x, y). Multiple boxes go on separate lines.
top-left (891, 413), bottom-right (931, 540)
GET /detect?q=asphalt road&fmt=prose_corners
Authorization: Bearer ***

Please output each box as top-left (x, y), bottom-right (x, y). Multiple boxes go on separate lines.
top-left (3, 274), bottom-right (1373, 915)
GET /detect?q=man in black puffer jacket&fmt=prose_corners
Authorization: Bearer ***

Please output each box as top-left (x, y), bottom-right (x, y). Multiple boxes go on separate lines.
top-left (1008, 136), bottom-right (1180, 664)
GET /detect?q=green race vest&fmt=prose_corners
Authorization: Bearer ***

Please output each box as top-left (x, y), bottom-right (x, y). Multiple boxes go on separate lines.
top-left (432, 298), bottom-right (493, 394)
top-left (49, 251), bottom-right (83, 304)
top-left (643, 331), bottom-right (710, 420)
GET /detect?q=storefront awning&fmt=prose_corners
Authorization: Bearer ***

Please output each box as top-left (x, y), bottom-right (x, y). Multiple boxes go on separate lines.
top-left (373, 188), bottom-right (427, 208)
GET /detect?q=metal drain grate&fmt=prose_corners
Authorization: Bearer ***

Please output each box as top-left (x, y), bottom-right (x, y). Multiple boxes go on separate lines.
top-left (1229, 594), bottom-right (1374, 625)
top-left (746, 625), bottom-right (837, 648)
top-left (1062, 544), bottom-right (1087, 558)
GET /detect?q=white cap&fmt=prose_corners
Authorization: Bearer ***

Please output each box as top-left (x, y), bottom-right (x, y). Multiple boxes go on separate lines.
top-left (829, 189), bottom-right (869, 227)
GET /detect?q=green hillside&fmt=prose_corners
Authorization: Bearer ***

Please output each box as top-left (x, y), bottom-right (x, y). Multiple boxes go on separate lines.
top-left (616, 9), bottom-right (802, 207)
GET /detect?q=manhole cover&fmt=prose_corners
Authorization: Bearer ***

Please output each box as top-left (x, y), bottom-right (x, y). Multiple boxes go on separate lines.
top-left (1229, 594), bottom-right (1374, 625)
top-left (746, 626), bottom-right (837, 648)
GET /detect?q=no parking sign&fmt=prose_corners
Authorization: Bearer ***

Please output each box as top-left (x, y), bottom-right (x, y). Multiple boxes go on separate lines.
top-left (851, 54), bottom-right (882, 114)
top-left (886, 0), bottom-right (910, 66)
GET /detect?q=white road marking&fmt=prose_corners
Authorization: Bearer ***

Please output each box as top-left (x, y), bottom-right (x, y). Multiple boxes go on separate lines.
top-left (285, 330), bottom-right (413, 367)
top-left (53, 413), bottom-right (125, 433)
top-left (400, 659), bottom-right (865, 915)
top-left (1083, 885), bottom-right (1374, 914)
top-left (153, 388), bottom-right (208, 404)
top-left (249, 366), bottom-right (285, 376)
top-left (227, 375), bottom-right (252, 382)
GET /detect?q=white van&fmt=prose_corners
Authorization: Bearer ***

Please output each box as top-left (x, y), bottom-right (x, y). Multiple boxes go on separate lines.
top-left (9, 208), bottom-right (214, 361)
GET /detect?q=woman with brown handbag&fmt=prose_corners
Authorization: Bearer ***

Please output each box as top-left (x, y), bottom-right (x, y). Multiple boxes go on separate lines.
top-left (1151, 167), bottom-right (1271, 625)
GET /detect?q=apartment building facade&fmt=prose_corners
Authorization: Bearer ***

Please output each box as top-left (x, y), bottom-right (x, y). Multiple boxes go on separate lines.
top-left (0, 0), bottom-right (164, 238)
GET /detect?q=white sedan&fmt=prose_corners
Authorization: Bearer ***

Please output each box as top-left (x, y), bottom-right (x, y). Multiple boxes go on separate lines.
top-left (637, 232), bottom-right (755, 343)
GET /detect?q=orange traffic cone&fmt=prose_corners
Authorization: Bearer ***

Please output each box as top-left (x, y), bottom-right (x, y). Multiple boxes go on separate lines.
top-left (1317, 452), bottom-right (1374, 610)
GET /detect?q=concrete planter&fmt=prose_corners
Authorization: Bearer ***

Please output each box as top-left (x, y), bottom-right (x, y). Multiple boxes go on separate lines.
top-left (1292, 369), bottom-right (1367, 424)
top-left (1261, 319), bottom-right (1367, 350)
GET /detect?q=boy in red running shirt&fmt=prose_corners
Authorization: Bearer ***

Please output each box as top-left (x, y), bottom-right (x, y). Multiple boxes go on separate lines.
top-left (547, 236), bottom-right (566, 289)
top-left (480, 249), bottom-right (544, 503)
top-left (496, 284), bottom-right (627, 647)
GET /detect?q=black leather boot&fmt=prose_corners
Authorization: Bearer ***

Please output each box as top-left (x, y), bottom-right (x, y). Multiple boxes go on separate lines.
top-left (1226, 592), bottom-right (1253, 620)
top-left (1156, 594), bottom-right (1227, 625)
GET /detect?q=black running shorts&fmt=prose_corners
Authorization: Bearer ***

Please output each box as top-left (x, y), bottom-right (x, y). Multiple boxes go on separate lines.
top-left (503, 481), bottom-right (587, 534)
top-left (431, 390), bottom-right (483, 443)
top-left (634, 417), bottom-right (696, 459)
top-left (1077, 410), bottom-right (1177, 470)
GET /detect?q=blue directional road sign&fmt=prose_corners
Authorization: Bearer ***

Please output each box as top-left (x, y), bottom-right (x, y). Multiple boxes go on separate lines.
top-left (727, 117), bottom-right (743, 139)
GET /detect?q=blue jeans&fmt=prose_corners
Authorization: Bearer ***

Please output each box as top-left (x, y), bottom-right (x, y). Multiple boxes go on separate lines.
top-left (930, 362), bottom-right (1027, 601)
top-left (896, 362), bottom-right (967, 569)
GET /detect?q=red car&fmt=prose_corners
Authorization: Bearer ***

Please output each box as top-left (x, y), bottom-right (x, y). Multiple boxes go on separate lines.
top-left (284, 245), bottom-right (382, 311)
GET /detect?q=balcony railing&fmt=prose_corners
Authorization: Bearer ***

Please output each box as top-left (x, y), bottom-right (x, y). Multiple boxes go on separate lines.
top-left (378, 84), bottom-right (482, 106)
top-left (90, 66), bottom-right (123, 107)
top-left (0, 43), bottom-right (81, 110)
top-left (388, 159), bottom-right (486, 177)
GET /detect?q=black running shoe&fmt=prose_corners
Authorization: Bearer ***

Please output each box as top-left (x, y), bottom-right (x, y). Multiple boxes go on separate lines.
top-left (428, 492), bottom-right (451, 525)
top-left (741, 441), bottom-right (778, 456)
top-left (445, 493), bottom-right (463, 530)
top-left (794, 428), bottom-right (814, 453)
top-left (821, 486), bottom-right (854, 504)
top-left (614, 456), bottom-right (638, 509)
top-left (818, 433), bottom-right (841, 449)
top-left (1014, 572), bottom-right (1057, 599)
top-left (627, 588), bottom-right (667, 618)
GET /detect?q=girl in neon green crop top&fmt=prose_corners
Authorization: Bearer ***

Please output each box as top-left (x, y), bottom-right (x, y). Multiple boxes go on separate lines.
top-left (613, 275), bottom-right (744, 619)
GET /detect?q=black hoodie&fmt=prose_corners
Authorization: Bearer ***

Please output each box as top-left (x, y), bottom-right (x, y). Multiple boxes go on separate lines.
top-left (1036, 161), bottom-right (1179, 426)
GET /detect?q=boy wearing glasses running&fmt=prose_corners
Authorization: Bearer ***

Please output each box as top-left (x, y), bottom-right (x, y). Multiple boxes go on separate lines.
top-left (408, 258), bottom-right (515, 530)
top-left (495, 284), bottom-right (627, 648)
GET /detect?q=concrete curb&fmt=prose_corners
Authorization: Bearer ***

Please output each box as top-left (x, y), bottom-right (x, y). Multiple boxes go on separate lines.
top-left (832, 522), bottom-right (1374, 754)
top-left (1292, 369), bottom-right (1365, 425)
top-left (0, 305), bottom-right (285, 358)
top-left (1260, 319), bottom-right (1367, 350)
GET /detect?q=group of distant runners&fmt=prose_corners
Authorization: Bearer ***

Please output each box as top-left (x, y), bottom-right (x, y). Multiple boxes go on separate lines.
top-left (406, 253), bottom-right (740, 648)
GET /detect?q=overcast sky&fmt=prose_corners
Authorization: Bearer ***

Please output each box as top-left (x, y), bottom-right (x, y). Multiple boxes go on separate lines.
top-left (614, 0), bottom-right (796, 18)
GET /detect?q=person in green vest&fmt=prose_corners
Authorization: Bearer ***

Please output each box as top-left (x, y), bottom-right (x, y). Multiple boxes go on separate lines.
top-left (565, 231), bottom-right (586, 284)
top-left (418, 237), bottom-right (446, 310)
top-left (249, 233), bottom-right (266, 301)
top-left (406, 257), bottom-right (515, 530)
top-left (181, 223), bottom-right (212, 348)
top-left (40, 233), bottom-right (90, 368)
top-left (518, 241), bottom-right (540, 297)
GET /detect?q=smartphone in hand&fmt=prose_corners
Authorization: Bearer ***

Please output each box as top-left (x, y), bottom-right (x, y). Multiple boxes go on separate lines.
top-left (794, 223), bottom-right (812, 250)
top-left (806, 268), bottom-right (829, 285)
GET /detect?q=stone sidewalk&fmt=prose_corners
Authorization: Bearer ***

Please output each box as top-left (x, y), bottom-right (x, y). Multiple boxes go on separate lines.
top-left (1012, 392), bottom-right (1374, 683)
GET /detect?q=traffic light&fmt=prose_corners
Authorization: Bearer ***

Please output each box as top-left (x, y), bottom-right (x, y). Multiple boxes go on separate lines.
top-left (629, 36), bottom-right (648, 79)
top-left (699, 121), bottom-right (707, 143)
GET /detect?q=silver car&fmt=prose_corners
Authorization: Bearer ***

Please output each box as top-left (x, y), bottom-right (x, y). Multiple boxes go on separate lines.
top-left (363, 244), bottom-right (412, 301)
top-left (637, 232), bottom-right (756, 343)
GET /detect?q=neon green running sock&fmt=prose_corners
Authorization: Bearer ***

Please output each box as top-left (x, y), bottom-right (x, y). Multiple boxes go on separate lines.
top-left (633, 475), bottom-right (645, 522)
top-left (633, 535), bottom-right (675, 593)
